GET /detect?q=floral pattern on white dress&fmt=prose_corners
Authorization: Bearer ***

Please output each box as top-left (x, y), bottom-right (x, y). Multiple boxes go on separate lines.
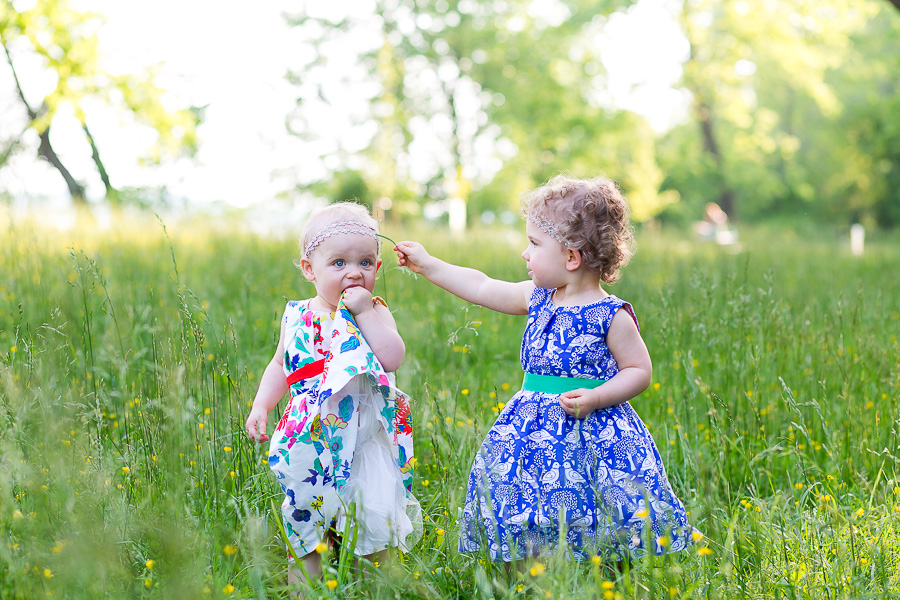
top-left (268, 298), bottom-right (417, 556)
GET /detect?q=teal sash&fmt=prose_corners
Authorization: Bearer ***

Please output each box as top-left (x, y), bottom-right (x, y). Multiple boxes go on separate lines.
top-left (521, 372), bottom-right (606, 394)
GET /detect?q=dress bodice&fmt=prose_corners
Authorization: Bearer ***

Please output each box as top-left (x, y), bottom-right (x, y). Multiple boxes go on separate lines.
top-left (520, 287), bottom-right (637, 380)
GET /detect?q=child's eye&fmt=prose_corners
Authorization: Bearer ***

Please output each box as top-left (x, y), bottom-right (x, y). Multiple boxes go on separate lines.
top-left (361, 259), bottom-right (372, 267)
top-left (334, 259), bottom-right (345, 267)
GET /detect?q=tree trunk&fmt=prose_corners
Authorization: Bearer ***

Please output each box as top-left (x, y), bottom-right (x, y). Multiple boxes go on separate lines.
top-left (37, 126), bottom-right (85, 201)
top-left (444, 74), bottom-right (468, 234)
top-left (3, 39), bottom-right (86, 203)
top-left (681, 3), bottom-right (737, 220)
top-left (83, 123), bottom-right (117, 202)
top-left (697, 102), bottom-right (736, 218)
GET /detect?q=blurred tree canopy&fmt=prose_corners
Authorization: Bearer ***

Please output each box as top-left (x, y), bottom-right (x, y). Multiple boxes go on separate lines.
top-left (285, 0), bottom-right (676, 224)
top-left (658, 0), bottom-right (900, 228)
top-left (286, 0), bottom-right (900, 228)
top-left (0, 0), bottom-right (198, 204)
top-left (2, 0), bottom-right (897, 228)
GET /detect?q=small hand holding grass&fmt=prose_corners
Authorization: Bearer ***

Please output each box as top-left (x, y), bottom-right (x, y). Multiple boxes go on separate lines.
top-left (394, 241), bottom-right (431, 275)
top-left (245, 405), bottom-right (271, 443)
top-left (559, 388), bottom-right (599, 419)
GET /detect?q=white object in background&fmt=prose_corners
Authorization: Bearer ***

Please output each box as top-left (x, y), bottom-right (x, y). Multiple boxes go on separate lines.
top-left (448, 197), bottom-right (467, 235)
top-left (850, 223), bottom-right (865, 256)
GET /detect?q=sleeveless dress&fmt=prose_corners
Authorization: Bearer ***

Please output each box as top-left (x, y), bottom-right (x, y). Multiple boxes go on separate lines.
top-left (267, 298), bottom-right (422, 557)
top-left (458, 288), bottom-right (693, 561)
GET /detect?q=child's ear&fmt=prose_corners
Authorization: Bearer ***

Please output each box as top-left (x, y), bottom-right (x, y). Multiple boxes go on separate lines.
top-left (300, 258), bottom-right (316, 282)
top-left (566, 248), bottom-right (582, 272)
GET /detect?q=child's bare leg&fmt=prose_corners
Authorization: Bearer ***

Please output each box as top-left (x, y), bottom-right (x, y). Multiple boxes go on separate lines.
top-left (288, 551), bottom-right (322, 590)
top-left (504, 558), bottom-right (527, 578)
top-left (358, 547), bottom-right (391, 577)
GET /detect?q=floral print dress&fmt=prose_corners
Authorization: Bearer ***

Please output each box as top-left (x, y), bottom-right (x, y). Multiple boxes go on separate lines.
top-left (458, 287), bottom-right (693, 561)
top-left (268, 298), bottom-right (421, 557)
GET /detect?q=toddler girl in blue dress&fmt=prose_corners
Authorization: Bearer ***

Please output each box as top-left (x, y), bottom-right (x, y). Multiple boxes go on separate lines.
top-left (395, 175), bottom-right (693, 562)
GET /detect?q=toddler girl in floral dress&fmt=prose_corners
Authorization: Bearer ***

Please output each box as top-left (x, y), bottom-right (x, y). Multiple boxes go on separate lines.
top-left (246, 202), bottom-right (421, 586)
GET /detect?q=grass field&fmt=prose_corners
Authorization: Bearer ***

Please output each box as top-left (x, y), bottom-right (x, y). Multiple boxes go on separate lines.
top-left (1, 210), bottom-right (899, 599)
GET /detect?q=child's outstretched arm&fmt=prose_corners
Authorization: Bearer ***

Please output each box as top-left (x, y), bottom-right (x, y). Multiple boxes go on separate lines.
top-left (342, 286), bottom-right (405, 372)
top-left (559, 309), bottom-right (652, 418)
top-left (246, 319), bottom-right (289, 443)
top-left (395, 241), bottom-right (532, 315)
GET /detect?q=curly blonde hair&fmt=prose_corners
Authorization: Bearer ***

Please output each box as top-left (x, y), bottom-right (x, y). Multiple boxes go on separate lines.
top-left (522, 174), bottom-right (635, 283)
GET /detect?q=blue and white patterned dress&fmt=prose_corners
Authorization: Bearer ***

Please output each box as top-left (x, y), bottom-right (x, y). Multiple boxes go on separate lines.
top-left (458, 287), bottom-right (693, 561)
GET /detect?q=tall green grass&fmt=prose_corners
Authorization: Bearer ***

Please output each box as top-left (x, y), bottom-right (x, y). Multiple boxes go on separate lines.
top-left (1, 211), bottom-right (898, 599)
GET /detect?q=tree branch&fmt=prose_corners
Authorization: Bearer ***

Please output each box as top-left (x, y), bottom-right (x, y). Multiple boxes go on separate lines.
top-left (83, 123), bottom-right (116, 202)
top-left (3, 38), bottom-right (37, 120)
top-left (3, 37), bottom-right (86, 202)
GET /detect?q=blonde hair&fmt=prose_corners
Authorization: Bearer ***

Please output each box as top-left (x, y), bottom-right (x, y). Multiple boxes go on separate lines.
top-left (522, 174), bottom-right (635, 283)
top-left (299, 201), bottom-right (379, 258)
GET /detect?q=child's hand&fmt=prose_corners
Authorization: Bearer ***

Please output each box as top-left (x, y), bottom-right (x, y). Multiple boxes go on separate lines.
top-left (394, 241), bottom-right (431, 275)
top-left (559, 389), bottom-right (599, 419)
top-left (341, 285), bottom-right (374, 315)
top-left (245, 406), bottom-right (271, 443)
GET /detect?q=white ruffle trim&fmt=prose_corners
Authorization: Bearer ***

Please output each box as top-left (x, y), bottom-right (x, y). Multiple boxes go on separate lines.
top-left (334, 395), bottom-right (422, 555)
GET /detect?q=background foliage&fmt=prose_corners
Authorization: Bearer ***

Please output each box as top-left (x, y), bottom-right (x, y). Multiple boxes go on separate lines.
top-left (2, 0), bottom-right (899, 227)
top-left (286, 0), bottom-right (900, 227)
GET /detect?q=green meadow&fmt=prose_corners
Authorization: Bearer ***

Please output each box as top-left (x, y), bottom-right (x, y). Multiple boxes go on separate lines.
top-left (2, 213), bottom-right (899, 599)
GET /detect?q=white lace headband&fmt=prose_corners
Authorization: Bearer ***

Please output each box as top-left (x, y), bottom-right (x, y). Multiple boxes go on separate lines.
top-left (528, 213), bottom-right (567, 245)
top-left (303, 221), bottom-right (380, 258)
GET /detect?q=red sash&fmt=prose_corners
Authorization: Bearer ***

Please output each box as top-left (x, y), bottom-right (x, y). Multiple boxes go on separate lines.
top-left (286, 358), bottom-right (326, 386)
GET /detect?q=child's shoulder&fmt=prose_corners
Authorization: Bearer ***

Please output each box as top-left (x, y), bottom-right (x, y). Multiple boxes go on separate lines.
top-left (604, 295), bottom-right (639, 331)
top-left (604, 294), bottom-right (631, 308)
top-left (528, 286), bottom-right (553, 306)
top-left (284, 298), bottom-right (312, 310)
top-left (282, 298), bottom-right (313, 320)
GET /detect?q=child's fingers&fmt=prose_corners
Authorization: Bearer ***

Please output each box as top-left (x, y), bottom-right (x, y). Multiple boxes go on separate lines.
top-left (256, 414), bottom-right (268, 440)
top-left (558, 391), bottom-right (578, 406)
top-left (559, 392), bottom-right (586, 418)
top-left (246, 412), bottom-right (267, 442)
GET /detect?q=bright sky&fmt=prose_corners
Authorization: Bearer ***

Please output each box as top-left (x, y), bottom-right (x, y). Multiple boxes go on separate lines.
top-left (0, 0), bottom-right (689, 208)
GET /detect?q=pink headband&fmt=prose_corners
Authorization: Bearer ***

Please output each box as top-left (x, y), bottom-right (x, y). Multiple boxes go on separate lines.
top-left (303, 221), bottom-right (379, 258)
